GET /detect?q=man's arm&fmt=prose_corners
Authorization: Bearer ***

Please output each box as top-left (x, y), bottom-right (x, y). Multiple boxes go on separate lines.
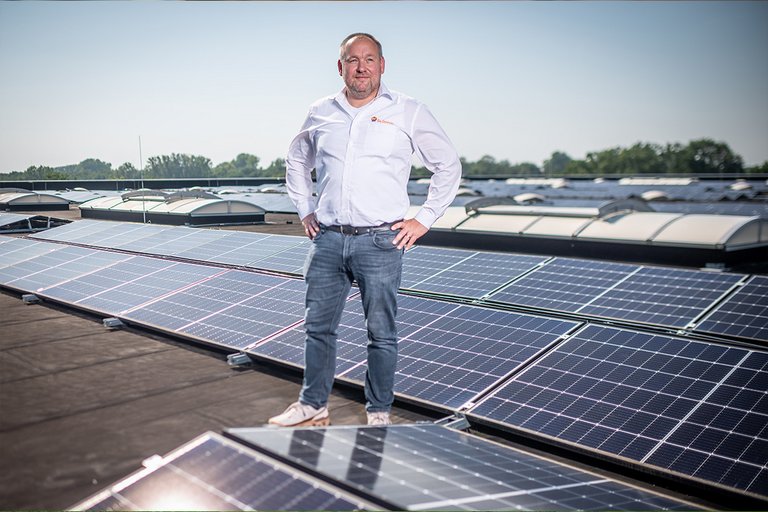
top-left (286, 113), bottom-right (320, 239)
top-left (392, 104), bottom-right (462, 250)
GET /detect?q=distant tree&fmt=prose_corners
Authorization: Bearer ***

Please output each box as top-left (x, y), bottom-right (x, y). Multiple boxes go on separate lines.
top-left (112, 162), bottom-right (140, 180)
top-left (543, 151), bottom-right (572, 176)
top-left (213, 153), bottom-right (261, 177)
top-left (260, 157), bottom-right (286, 178)
top-left (745, 161), bottom-right (768, 174)
top-left (145, 153), bottom-right (212, 178)
top-left (680, 139), bottom-right (743, 174)
top-left (23, 165), bottom-right (67, 180)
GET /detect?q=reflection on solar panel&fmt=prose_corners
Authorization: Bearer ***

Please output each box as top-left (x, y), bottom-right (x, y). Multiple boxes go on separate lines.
top-left (247, 238), bottom-right (311, 274)
top-left (29, 218), bottom-right (116, 242)
top-left (73, 432), bottom-right (370, 511)
top-left (486, 258), bottom-right (746, 329)
top-left (40, 257), bottom-right (223, 315)
top-left (402, 246), bottom-right (547, 298)
top-left (0, 245), bottom-right (132, 292)
top-left (468, 324), bottom-right (768, 497)
top-left (694, 276), bottom-right (768, 342)
top-left (227, 424), bottom-right (696, 510)
top-left (127, 272), bottom-right (308, 350)
top-left (0, 238), bottom-right (65, 269)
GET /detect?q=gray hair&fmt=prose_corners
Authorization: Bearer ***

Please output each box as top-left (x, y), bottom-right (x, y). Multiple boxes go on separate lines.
top-left (339, 33), bottom-right (383, 59)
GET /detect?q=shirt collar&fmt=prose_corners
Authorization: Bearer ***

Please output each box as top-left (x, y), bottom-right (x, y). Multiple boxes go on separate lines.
top-left (335, 82), bottom-right (393, 110)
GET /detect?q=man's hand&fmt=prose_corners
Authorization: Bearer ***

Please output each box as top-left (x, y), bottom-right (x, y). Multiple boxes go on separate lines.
top-left (391, 218), bottom-right (428, 250)
top-left (302, 213), bottom-right (321, 239)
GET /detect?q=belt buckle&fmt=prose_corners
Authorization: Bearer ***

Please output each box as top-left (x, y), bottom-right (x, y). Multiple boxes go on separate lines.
top-left (340, 225), bottom-right (354, 235)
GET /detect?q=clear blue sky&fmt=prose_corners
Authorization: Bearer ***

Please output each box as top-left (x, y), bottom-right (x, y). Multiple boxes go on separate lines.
top-left (1, 1), bottom-right (766, 173)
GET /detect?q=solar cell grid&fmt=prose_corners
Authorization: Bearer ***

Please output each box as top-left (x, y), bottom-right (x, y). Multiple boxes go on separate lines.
top-left (227, 424), bottom-right (696, 510)
top-left (63, 258), bottom-right (223, 315)
top-left (487, 257), bottom-right (639, 312)
top-left (576, 266), bottom-right (745, 328)
top-left (73, 433), bottom-right (368, 511)
top-left (0, 238), bottom-right (65, 269)
top-left (1, 246), bottom-right (132, 293)
top-left (404, 249), bottom-right (548, 298)
top-left (468, 324), bottom-right (768, 497)
top-left (341, 295), bottom-right (580, 410)
top-left (177, 276), bottom-right (308, 349)
top-left (246, 238), bottom-right (311, 274)
top-left (695, 275), bottom-right (768, 342)
top-left (29, 219), bottom-right (114, 242)
top-left (400, 246), bottom-right (476, 290)
top-left (172, 231), bottom-right (269, 263)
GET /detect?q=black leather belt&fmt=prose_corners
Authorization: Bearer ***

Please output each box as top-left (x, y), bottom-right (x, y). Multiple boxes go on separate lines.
top-left (323, 221), bottom-right (400, 236)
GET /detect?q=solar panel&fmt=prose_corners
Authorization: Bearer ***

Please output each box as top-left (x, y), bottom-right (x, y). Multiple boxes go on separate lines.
top-left (574, 266), bottom-right (745, 328)
top-left (694, 275), bottom-right (768, 342)
top-left (73, 432), bottom-right (371, 511)
top-left (172, 230), bottom-right (270, 263)
top-left (249, 290), bottom-right (579, 410)
top-left (246, 238), bottom-right (311, 275)
top-left (0, 245), bottom-right (133, 293)
top-left (227, 424), bottom-right (698, 510)
top-left (341, 296), bottom-right (581, 410)
top-left (400, 246), bottom-right (477, 289)
top-left (125, 271), bottom-right (308, 350)
top-left (246, 290), bottom-right (364, 374)
top-left (487, 257), bottom-right (639, 312)
top-left (468, 324), bottom-right (768, 497)
top-left (29, 219), bottom-right (116, 242)
top-left (486, 258), bottom-right (746, 329)
top-left (402, 247), bottom-right (547, 298)
top-left (40, 257), bottom-right (224, 315)
top-left (0, 238), bottom-right (66, 269)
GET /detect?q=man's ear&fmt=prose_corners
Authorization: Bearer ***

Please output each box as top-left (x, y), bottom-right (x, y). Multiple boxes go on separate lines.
top-left (380, 56), bottom-right (385, 74)
top-left (338, 59), bottom-right (343, 76)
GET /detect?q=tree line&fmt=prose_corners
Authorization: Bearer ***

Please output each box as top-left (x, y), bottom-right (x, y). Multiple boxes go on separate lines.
top-left (3, 139), bottom-right (766, 182)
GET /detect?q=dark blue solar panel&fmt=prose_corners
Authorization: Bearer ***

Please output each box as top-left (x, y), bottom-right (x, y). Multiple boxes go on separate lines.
top-left (400, 246), bottom-right (477, 289)
top-left (73, 433), bottom-right (368, 511)
top-left (227, 424), bottom-right (697, 510)
top-left (402, 247), bottom-right (547, 298)
top-left (340, 296), bottom-right (580, 410)
top-left (468, 324), bottom-right (768, 497)
top-left (575, 267), bottom-right (745, 328)
top-left (694, 275), bottom-right (768, 342)
top-left (487, 257), bottom-right (639, 312)
top-left (251, 294), bottom-right (580, 410)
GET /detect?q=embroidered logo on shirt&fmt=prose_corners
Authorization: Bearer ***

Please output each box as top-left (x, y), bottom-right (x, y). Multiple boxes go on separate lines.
top-left (371, 116), bottom-right (394, 125)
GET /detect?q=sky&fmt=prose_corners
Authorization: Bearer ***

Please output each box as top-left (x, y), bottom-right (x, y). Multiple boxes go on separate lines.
top-left (0, 1), bottom-right (766, 173)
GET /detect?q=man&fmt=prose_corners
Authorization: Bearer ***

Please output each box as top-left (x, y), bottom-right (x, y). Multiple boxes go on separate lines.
top-left (269, 33), bottom-right (461, 427)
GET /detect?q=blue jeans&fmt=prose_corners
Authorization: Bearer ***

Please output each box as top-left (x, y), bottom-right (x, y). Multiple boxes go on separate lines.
top-left (299, 227), bottom-right (403, 413)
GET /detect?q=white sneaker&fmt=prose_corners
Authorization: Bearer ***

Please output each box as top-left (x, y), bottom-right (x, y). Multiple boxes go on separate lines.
top-left (367, 411), bottom-right (391, 426)
top-left (268, 401), bottom-right (330, 427)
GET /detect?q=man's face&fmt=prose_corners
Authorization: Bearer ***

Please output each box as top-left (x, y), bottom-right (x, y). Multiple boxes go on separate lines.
top-left (338, 36), bottom-right (385, 102)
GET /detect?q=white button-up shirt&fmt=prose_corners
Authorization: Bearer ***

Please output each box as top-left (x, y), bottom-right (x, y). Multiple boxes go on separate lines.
top-left (286, 83), bottom-right (462, 229)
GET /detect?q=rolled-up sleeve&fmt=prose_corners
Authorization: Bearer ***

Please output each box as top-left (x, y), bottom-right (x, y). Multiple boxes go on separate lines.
top-left (410, 104), bottom-right (462, 229)
top-left (285, 112), bottom-right (317, 220)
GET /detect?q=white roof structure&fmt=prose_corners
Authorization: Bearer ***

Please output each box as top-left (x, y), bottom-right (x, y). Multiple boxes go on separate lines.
top-left (0, 192), bottom-right (70, 210)
top-left (424, 205), bottom-right (768, 251)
